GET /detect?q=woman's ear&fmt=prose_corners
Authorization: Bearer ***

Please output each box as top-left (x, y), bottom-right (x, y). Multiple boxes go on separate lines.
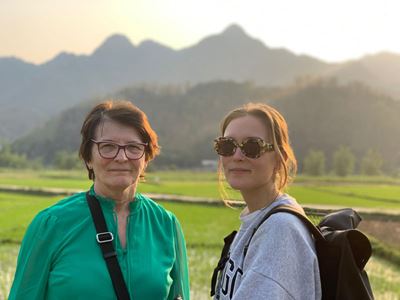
top-left (139, 161), bottom-right (149, 181)
top-left (272, 152), bottom-right (284, 179)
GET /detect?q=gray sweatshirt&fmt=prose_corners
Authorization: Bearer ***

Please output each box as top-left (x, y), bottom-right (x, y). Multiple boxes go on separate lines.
top-left (214, 194), bottom-right (322, 300)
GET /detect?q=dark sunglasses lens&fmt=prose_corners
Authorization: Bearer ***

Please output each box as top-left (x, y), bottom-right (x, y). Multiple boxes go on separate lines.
top-left (216, 139), bottom-right (236, 156)
top-left (242, 139), bottom-right (262, 158)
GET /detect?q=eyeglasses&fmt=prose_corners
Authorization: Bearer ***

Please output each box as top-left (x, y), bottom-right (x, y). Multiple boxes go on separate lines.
top-left (214, 137), bottom-right (274, 159)
top-left (91, 139), bottom-right (148, 160)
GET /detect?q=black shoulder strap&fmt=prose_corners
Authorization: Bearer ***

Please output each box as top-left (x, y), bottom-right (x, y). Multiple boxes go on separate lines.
top-left (243, 205), bottom-right (324, 258)
top-left (86, 192), bottom-right (131, 300)
top-left (210, 230), bottom-right (237, 297)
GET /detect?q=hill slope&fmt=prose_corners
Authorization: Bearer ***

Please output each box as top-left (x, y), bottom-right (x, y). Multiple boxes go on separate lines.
top-left (0, 24), bottom-right (329, 141)
top-left (13, 80), bottom-right (400, 172)
top-left (3, 24), bottom-right (400, 143)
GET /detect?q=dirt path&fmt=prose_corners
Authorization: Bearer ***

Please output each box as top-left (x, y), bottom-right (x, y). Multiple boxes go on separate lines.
top-left (359, 220), bottom-right (400, 249)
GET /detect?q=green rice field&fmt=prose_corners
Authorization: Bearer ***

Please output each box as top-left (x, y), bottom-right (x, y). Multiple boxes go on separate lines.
top-left (1, 198), bottom-right (400, 299)
top-left (1, 168), bottom-right (400, 209)
top-left (1, 169), bottom-right (400, 299)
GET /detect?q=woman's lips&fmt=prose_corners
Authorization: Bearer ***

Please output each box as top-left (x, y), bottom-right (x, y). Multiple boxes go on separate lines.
top-left (229, 168), bottom-right (251, 174)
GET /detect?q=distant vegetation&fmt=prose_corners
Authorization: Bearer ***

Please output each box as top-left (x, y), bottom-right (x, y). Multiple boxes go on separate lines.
top-left (0, 145), bottom-right (42, 169)
top-left (2, 25), bottom-right (400, 175)
top-left (7, 79), bottom-right (400, 175)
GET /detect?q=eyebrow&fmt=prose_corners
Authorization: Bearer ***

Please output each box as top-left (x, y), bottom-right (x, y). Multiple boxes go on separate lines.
top-left (223, 136), bottom-right (264, 140)
top-left (95, 139), bottom-right (144, 144)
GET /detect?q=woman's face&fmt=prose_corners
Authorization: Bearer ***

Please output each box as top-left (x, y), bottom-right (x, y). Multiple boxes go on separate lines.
top-left (221, 115), bottom-right (277, 193)
top-left (88, 119), bottom-right (147, 196)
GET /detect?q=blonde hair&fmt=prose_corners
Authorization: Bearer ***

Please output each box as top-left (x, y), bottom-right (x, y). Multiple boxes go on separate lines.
top-left (218, 102), bottom-right (297, 200)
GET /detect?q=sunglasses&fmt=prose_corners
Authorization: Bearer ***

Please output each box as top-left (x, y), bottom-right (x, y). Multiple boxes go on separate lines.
top-left (214, 137), bottom-right (274, 159)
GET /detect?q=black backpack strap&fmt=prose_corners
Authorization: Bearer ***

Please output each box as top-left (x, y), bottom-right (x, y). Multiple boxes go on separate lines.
top-left (210, 230), bottom-right (237, 297)
top-left (243, 205), bottom-right (324, 258)
top-left (86, 192), bottom-right (131, 300)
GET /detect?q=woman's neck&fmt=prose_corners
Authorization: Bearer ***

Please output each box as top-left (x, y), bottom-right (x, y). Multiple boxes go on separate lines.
top-left (94, 183), bottom-right (135, 213)
top-left (241, 183), bottom-right (280, 213)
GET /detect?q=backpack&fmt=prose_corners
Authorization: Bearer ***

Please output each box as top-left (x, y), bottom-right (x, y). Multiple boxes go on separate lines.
top-left (211, 206), bottom-right (374, 300)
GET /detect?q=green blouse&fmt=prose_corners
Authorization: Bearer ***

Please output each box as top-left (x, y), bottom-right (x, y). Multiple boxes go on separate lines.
top-left (9, 187), bottom-right (190, 300)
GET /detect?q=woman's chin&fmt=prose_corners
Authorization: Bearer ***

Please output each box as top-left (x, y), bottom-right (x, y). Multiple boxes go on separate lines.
top-left (227, 180), bottom-right (247, 191)
top-left (108, 179), bottom-right (136, 191)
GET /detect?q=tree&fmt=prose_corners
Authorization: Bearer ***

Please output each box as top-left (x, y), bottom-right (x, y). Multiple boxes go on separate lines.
top-left (0, 144), bottom-right (30, 168)
top-left (333, 146), bottom-right (355, 177)
top-left (53, 151), bottom-right (81, 170)
top-left (360, 149), bottom-right (383, 176)
top-left (303, 150), bottom-right (325, 176)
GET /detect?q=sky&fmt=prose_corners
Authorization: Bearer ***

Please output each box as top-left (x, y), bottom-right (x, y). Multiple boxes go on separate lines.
top-left (1, 0), bottom-right (400, 64)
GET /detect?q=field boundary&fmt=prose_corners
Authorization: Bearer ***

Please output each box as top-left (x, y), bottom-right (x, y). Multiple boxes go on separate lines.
top-left (2, 185), bottom-right (400, 269)
top-left (307, 186), bottom-right (400, 205)
top-left (0, 185), bottom-right (83, 196)
top-left (1, 184), bottom-right (400, 221)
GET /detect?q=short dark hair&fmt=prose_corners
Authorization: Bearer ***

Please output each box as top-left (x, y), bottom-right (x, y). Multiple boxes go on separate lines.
top-left (79, 100), bottom-right (160, 180)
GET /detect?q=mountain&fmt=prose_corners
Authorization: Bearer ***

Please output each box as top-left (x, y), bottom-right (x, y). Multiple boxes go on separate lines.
top-left (12, 80), bottom-right (400, 173)
top-left (171, 25), bottom-right (329, 84)
top-left (330, 52), bottom-right (400, 98)
top-left (271, 79), bottom-right (400, 170)
top-left (2, 24), bottom-right (400, 143)
top-left (0, 24), bottom-right (329, 141)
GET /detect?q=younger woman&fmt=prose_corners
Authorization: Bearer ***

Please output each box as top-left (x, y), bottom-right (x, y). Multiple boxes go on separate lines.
top-left (212, 103), bottom-right (321, 300)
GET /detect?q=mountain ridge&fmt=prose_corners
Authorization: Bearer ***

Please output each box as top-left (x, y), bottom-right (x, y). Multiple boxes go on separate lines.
top-left (12, 80), bottom-right (400, 172)
top-left (1, 24), bottom-right (400, 142)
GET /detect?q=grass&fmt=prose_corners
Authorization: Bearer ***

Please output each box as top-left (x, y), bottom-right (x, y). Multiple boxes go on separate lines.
top-left (1, 199), bottom-right (399, 299)
top-left (0, 192), bottom-right (60, 243)
top-left (162, 202), bottom-right (240, 247)
top-left (369, 236), bottom-right (400, 267)
top-left (287, 186), bottom-right (400, 209)
top-left (1, 169), bottom-right (400, 210)
top-left (139, 181), bottom-right (223, 199)
top-left (312, 185), bottom-right (400, 201)
top-left (296, 175), bottom-right (400, 185)
top-left (186, 246), bottom-right (220, 300)
top-left (0, 168), bottom-right (100, 192)
top-left (0, 244), bottom-right (19, 299)
top-left (365, 256), bottom-right (400, 299)
top-left (1, 169), bottom-right (400, 298)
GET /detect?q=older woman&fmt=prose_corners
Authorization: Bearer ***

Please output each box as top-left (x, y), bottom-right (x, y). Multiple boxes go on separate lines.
top-left (211, 103), bottom-right (321, 299)
top-left (9, 100), bottom-right (189, 300)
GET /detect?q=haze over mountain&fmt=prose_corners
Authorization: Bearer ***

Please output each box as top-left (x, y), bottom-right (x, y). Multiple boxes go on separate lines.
top-left (12, 80), bottom-right (400, 172)
top-left (1, 24), bottom-right (400, 142)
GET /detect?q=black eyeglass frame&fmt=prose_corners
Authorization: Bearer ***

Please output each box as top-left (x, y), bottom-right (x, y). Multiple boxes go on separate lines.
top-left (91, 139), bottom-right (148, 160)
top-left (214, 136), bottom-right (274, 159)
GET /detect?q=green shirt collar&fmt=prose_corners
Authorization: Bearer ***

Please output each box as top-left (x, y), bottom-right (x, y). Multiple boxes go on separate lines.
top-left (89, 185), bottom-right (142, 213)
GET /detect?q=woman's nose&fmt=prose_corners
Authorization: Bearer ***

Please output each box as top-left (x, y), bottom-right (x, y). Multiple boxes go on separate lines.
top-left (232, 147), bottom-right (245, 160)
top-left (114, 148), bottom-right (129, 161)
